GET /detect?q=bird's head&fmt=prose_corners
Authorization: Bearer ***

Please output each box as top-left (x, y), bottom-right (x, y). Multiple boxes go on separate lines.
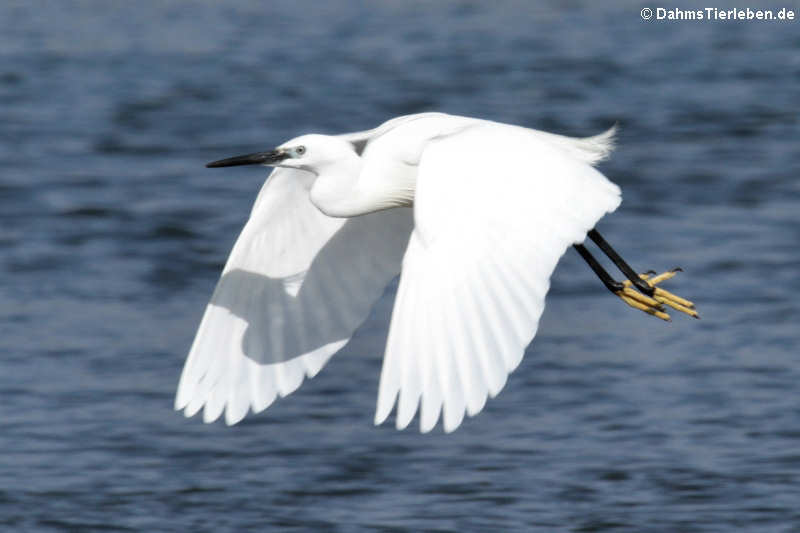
top-left (205, 134), bottom-right (358, 176)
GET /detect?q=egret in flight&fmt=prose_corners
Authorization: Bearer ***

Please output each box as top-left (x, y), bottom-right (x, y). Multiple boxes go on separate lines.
top-left (175, 112), bottom-right (697, 433)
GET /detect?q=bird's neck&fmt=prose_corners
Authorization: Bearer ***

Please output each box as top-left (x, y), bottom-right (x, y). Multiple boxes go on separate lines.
top-left (309, 156), bottom-right (414, 218)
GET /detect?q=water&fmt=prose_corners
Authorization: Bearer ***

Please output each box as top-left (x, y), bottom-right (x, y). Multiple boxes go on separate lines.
top-left (1, 1), bottom-right (799, 531)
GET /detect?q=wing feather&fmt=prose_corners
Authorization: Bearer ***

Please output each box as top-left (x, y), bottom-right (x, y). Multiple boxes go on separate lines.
top-left (176, 167), bottom-right (413, 424)
top-left (395, 270), bottom-right (423, 430)
top-left (376, 123), bottom-right (621, 432)
top-left (464, 264), bottom-right (508, 396)
top-left (420, 297), bottom-right (444, 432)
top-left (442, 289), bottom-right (467, 431)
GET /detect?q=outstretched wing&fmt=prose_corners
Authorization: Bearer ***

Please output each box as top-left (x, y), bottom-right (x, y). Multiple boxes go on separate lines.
top-left (375, 124), bottom-right (622, 433)
top-left (176, 167), bottom-right (413, 425)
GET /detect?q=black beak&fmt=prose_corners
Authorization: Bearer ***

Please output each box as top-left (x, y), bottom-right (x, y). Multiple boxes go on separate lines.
top-left (206, 149), bottom-right (289, 168)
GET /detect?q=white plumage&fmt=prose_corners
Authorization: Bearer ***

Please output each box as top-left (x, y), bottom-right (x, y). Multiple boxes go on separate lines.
top-left (175, 112), bottom-right (621, 432)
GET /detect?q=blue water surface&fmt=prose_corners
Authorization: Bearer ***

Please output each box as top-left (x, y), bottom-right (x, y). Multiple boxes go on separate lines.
top-left (1, 2), bottom-right (799, 531)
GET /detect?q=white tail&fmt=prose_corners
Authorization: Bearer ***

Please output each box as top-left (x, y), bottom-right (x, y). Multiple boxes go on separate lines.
top-left (533, 124), bottom-right (618, 167)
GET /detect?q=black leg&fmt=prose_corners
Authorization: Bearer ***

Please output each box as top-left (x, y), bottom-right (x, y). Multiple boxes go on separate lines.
top-left (587, 229), bottom-right (655, 296)
top-left (573, 244), bottom-right (624, 294)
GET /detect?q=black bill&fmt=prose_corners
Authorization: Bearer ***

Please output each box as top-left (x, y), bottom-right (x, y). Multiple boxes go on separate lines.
top-left (206, 149), bottom-right (288, 168)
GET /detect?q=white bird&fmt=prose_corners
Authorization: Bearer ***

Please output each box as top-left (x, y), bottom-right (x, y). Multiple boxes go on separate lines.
top-left (175, 112), bottom-right (697, 433)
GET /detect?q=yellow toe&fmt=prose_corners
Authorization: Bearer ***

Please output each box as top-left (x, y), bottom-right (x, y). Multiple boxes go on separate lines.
top-left (616, 291), bottom-right (671, 321)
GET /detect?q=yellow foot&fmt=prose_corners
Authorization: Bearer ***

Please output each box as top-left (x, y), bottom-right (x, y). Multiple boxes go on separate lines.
top-left (622, 268), bottom-right (700, 320)
top-left (614, 286), bottom-right (671, 321)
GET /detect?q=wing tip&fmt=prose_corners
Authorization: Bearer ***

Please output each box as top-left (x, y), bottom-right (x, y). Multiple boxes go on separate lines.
top-left (174, 395), bottom-right (187, 412)
top-left (201, 405), bottom-right (222, 424)
top-left (395, 409), bottom-right (415, 431)
top-left (224, 408), bottom-right (248, 426)
top-left (373, 409), bottom-right (389, 427)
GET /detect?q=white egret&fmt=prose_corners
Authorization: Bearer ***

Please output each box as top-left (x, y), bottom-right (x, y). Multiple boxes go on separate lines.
top-left (175, 112), bottom-right (697, 433)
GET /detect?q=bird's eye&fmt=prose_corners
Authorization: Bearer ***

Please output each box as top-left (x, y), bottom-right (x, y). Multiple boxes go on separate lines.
top-left (295, 146), bottom-right (306, 156)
